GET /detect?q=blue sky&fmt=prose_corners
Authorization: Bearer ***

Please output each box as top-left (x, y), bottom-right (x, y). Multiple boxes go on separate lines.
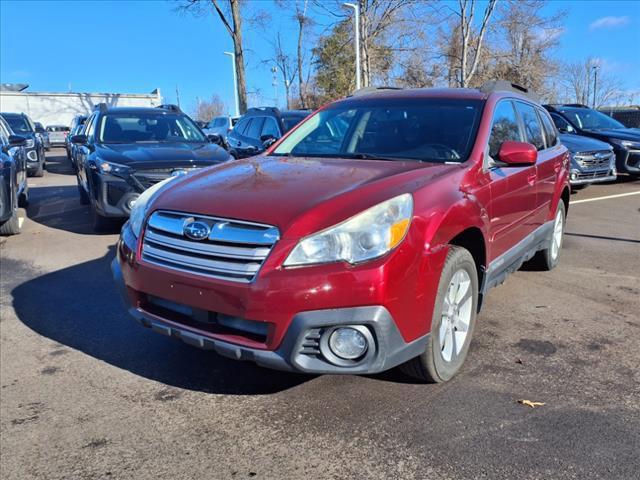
top-left (1, 0), bottom-right (639, 114)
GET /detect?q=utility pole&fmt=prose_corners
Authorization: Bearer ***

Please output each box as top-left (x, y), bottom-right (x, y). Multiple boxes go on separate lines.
top-left (592, 66), bottom-right (598, 108)
top-left (225, 51), bottom-right (240, 117)
top-left (175, 85), bottom-right (181, 107)
top-left (271, 66), bottom-right (279, 108)
top-left (343, 2), bottom-right (361, 91)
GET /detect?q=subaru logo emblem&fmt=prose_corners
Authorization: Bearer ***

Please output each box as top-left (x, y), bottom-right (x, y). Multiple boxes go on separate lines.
top-left (183, 221), bottom-right (210, 241)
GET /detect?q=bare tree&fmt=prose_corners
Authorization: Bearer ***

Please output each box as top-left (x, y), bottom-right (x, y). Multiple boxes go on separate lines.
top-left (453, 0), bottom-right (497, 87)
top-left (491, 0), bottom-right (562, 95)
top-left (265, 32), bottom-right (297, 108)
top-left (295, 0), bottom-right (312, 107)
top-left (562, 58), bottom-right (624, 107)
top-left (180, 0), bottom-right (248, 114)
top-left (192, 94), bottom-right (225, 121)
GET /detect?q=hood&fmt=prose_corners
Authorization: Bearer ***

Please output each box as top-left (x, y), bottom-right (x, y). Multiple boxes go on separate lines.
top-left (583, 128), bottom-right (640, 142)
top-left (154, 155), bottom-right (458, 236)
top-left (560, 134), bottom-right (612, 153)
top-left (96, 142), bottom-right (230, 168)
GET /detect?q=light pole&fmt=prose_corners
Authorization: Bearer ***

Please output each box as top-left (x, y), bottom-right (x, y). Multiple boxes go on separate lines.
top-left (592, 65), bottom-right (598, 108)
top-left (343, 2), bottom-right (361, 90)
top-left (224, 51), bottom-right (239, 117)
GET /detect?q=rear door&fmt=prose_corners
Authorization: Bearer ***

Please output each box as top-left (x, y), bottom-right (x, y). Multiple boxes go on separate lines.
top-left (485, 100), bottom-right (538, 259)
top-left (535, 108), bottom-right (564, 224)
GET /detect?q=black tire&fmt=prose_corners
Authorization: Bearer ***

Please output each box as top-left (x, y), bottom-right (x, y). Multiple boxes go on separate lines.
top-left (33, 153), bottom-right (45, 177)
top-left (87, 184), bottom-right (114, 232)
top-left (400, 246), bottom-right (478, 383)
top-left (18, 182), bottom-right (29, 208)
top-left (0, 187), bottom-right (21, 236)
top-left (77, 180), bottom-right (90, 205)
top-left (528, 201), bottom-right (566, 271)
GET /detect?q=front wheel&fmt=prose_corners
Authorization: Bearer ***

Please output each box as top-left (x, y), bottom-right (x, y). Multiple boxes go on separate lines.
top-left (400, 246), bottom-right (478, 383)
top-left (0, 187), bottom-right (21, 236)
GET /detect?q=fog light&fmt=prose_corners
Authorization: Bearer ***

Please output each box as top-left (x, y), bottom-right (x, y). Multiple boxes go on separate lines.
top-left (329, 328), bottom-right (368, 360)
top-left (27, 150), bottom-right (38, 161)
top-left (570, 171), bottom-right (577, 180)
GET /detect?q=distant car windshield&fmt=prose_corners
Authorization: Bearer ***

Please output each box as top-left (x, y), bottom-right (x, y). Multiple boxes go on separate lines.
top-left (282, 114), bottom-right (308, 133)
top-left (272, 99), bottom-right (483, 163)
top-left (97, 113), bottom-right (206, 144)
top-left (3, 115), bottom-right (32, 133)
top-left (47, 126), bottom-right (70, 132)
top-left (560, 108), bottom-right (625, 130)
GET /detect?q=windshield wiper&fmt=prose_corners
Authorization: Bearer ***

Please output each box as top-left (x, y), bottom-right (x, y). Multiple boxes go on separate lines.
top-left (347, 152), bottom-right (421, 162)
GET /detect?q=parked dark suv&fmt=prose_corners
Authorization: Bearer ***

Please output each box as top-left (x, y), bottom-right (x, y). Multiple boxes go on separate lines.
top-left (0, 116), bottom-right (29, 235)
top-left (545, 104), bottom-right (640, 176)
top-left (72, 104), bottom-right (231, 231)
top-left (227, 107), bottom-right (310, 158)
top-left (0, 112), bottom-right (46, 177)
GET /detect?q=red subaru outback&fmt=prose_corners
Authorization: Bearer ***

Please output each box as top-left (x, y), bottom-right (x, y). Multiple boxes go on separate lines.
top-left (112, 82), bottom-right (570, 382)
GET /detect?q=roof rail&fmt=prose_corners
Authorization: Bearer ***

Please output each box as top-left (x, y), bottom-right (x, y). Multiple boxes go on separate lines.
top-left (157, 104), bottom-right (182, 113)
top-left (349, 86), bottom-right (403, 97)
top-left (562, 103), bottom-right (589, 108)
top-left (480, 80), bottom-right (533, 95)
top-left (94, 103), bottom-right (108, 113)
top-left (246, 107), bottom-right (280, 114)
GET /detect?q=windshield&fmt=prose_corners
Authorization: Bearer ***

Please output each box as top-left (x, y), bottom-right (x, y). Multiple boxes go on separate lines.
top-left (47, 126), bottom-right (69, 132)
top-left (560, 108), bottom-right (625, 130)
top-left (4, 116), bottom-right (32, 133)
top-left (273, 99), bottom-right (483, 163)
top-left (97, 113), bottom-right (206, 144)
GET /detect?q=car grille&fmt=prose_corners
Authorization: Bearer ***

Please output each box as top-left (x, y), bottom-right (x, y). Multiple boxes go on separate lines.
top-left (132, 168), bottom-right (198, 190)
top-left (574, 151), bottom-right (613, 169)
top-left (141, 210), bottom-right (280, 283)
top-left (575, 171), bottom-right (611, 180)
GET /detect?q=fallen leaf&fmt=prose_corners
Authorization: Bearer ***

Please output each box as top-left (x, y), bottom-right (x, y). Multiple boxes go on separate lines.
top-left (518, 399), bottom-right (546, 408)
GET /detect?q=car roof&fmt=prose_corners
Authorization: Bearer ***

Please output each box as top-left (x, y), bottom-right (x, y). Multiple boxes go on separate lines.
top-left (0, 112), bottom-right (27, 118)
top-left (98, 107), bottom-right (183, 115)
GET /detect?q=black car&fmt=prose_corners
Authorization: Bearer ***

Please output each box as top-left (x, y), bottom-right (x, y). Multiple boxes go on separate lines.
top-left (0, 116), bottom-right (29, 235)
top-left (34, 122), bottom-right (51, 150)
top-left (544, 104), bottom-right (640, 176)
top-left (72, 104), bottom-right (230, 231)
top-left (559, 133), bottom-right (616, 189)
top-left (66, 115), bottom-right (87, 159)
top-left (0, 112), bottom-right (46, 177)
top-left (227, 107), bottom-right (310, 159)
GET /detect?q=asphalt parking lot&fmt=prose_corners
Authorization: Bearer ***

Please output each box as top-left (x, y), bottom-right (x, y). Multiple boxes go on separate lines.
top-left (1, 148), bottom-right (639, 480)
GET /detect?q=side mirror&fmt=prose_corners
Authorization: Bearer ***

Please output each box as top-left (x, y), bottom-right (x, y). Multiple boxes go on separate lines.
top-left (71, 134), bottom-right (88, 145)
top-left (207, 134), bottom-right (227, 149)
top-left (260, 134), bottom-right (277, 148)
top-left (498, 141), bottom-right (537, 166)
top-left (8, 135), bottom-right (27, 147)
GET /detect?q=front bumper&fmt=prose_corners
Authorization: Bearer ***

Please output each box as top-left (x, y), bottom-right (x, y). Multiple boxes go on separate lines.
top-left (112, 257), bottom-right (428, 374)
top-left (26, 148), bottom-right (39, 168)
top-left (93, 175), bottom-right (140, 218)
top-left (614, 147), bottom-right (640, 175)
top-left (112, 221), bottom-right (441, 375)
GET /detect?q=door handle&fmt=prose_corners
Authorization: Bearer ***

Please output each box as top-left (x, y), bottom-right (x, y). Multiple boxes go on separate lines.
top-left (527, 173), bottom-right (536, 185)
top-left (554, 161), bottom-right (561, 173)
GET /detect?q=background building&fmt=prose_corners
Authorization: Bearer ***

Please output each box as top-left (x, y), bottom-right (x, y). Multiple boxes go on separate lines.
top-left (0, 84), bottom-right (163, 126)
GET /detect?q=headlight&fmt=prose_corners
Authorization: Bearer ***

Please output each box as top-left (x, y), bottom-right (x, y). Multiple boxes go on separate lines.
top-left (129, 176), bottom-right (179, 238)
top-left (610, 139), bottom-right (640, 149)
top-left (284, 193), bottom-right (413, 267)
top-left (98, 160), bottom-right (130, 176)
top-left (25, 138), bottom-right (35, 148)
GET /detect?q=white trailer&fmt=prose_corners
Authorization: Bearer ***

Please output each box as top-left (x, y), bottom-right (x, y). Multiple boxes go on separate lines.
top-left (0, 88), bottom-right (163, 127)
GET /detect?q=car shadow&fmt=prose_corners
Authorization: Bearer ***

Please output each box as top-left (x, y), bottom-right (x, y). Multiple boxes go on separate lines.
top-left (26, 184), bottom-right (123, 235)
top-left (44, 148), bottom-right (75, 175)
top-left (9, 249), bottom-right (312, 395)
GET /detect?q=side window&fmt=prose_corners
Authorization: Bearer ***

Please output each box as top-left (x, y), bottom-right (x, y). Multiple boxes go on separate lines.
top-left (515, 102), bottom-right (545, 151)
top-left (539, 109), bottom-right (558, 148)
top-left (0, 121), bottom-right (9, 145)
top-left (245, 117), bottom-right (265, 140)
top-left (84, 114), bottom-right (97, 141)
top-left (261, 117), bottom-right (280, 139)
top-left (488, 101), bottom-right (521, 159)
top-left (550, 113), bottom-right (574, 133)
